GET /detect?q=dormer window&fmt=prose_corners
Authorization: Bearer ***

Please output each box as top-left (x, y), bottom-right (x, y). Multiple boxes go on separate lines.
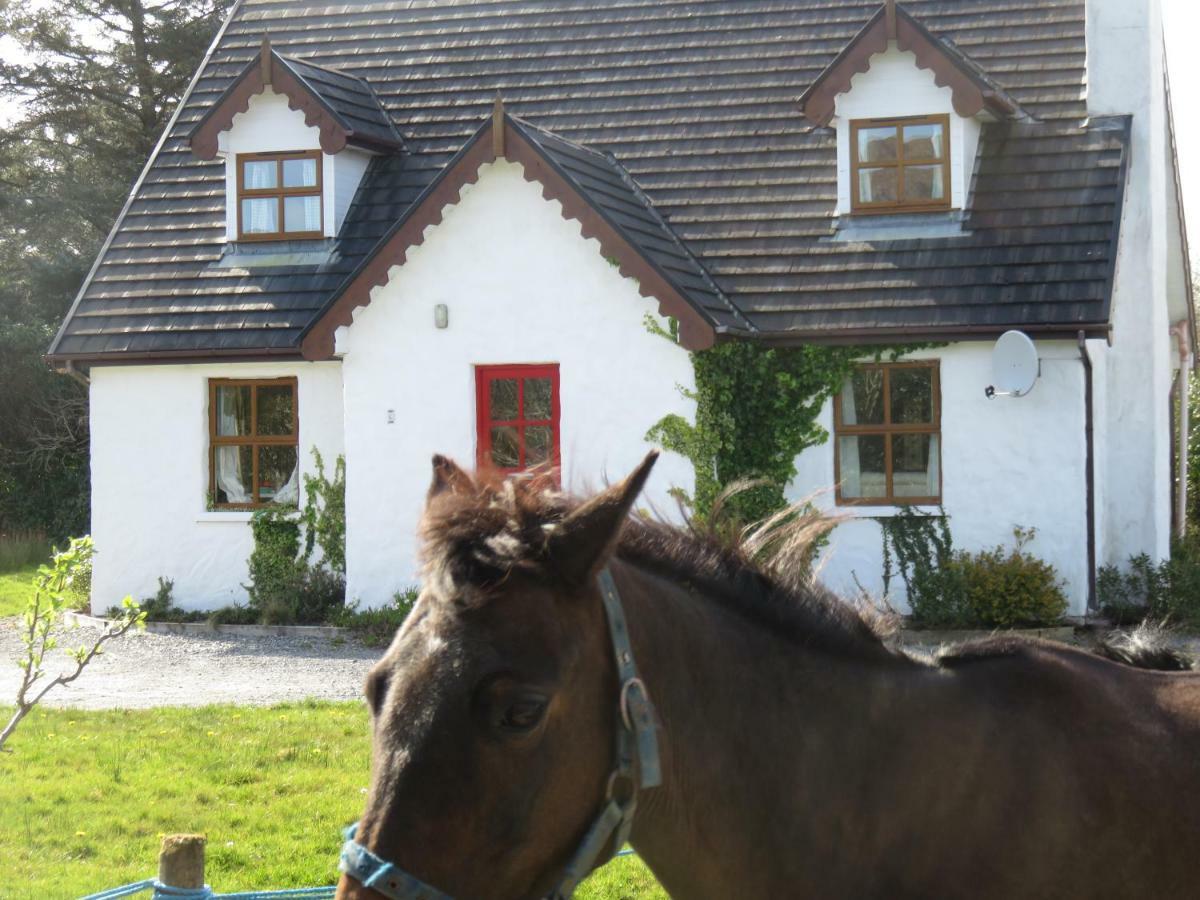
top-left (237, 150), bottom-right (323, 241)
top-left (850, 114), bottom-right (950, 213)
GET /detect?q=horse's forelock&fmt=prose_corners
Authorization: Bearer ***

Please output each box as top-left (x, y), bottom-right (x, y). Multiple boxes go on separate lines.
top-left (419, 476), bottom-right (570, 603)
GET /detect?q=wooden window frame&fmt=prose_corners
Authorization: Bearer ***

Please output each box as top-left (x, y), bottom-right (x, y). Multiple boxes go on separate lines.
top-left (236, 150), bottom-right (324, 242)
top-left (208, 377), bottom-right (299, 509)
top-left (833, 361), bottom-right (941, 506)
top-left (475, 364), bottom-right (561, 477)
top-left (850, 114), bottom-right (952, 214)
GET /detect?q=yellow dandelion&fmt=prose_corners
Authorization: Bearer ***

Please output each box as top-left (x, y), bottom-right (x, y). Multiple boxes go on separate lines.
top-left (75, 831), bottom-right (86, 837)
top-left (207, 731), bottom-right (217, 737)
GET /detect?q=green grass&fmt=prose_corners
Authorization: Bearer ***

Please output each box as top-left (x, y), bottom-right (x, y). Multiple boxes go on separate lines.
top-left (0, 702), bottom-right (664, 899)
top-left (0, 565), bottom-right (39, 617)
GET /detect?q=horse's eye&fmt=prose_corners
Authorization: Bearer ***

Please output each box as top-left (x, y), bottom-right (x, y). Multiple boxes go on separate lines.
top-left (497, 694), bottom-right (548, 734)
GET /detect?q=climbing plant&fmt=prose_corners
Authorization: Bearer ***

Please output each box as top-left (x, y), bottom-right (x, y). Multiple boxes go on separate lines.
top-left (645, 316), bottom-right (928, 525)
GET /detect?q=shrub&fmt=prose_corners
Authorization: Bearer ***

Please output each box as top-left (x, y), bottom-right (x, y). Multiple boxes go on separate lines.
top-left (1099, 530), bottom-right (1200, 628)
top-left (107, 577), bottom-right (209, 624)
top-left (243, 450), bottom-right (347, 625)
top-left (884, 514), bottom-right (1067, 628)
top-left (3, 537), bottom-right (145, 751)
top-left (333, 589), bottom-right (418, 647)
top-left (949, 527), bottom-right (1068, 628)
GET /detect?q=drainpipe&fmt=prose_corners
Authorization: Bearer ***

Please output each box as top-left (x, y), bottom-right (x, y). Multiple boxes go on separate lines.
top-left (1173, 322), bottom-right (1193, 538)
top-left (1078, 332), bottom-right (1097, 612)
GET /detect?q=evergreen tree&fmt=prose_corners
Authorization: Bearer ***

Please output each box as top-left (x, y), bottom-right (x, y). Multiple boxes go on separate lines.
top-left (0, 0), bottom-right (233, 538)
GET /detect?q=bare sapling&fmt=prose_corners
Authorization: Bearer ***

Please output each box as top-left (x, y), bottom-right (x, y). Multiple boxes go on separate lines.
top-left (1, 537), bottom-right (145, 751)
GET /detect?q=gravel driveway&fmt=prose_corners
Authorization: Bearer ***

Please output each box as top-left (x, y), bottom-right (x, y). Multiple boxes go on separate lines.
top-left (0, 616), bottom-right (383, 709)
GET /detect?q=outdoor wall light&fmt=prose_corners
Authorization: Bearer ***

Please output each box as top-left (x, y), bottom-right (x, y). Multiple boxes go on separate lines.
top-left (434, 303), bottom-right (449, 329)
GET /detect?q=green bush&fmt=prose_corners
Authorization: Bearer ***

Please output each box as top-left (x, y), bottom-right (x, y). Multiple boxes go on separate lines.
top-left (884, 514), bottom-right (1067, 628)
top-left (1098, 530), bottom-right (1200, 628)
top-left (243, 450), bottom-right (347, 625)
top-left (332, 589), bottom-right (418, 647)
top-left (948, 528), bottom-right (1068, 628)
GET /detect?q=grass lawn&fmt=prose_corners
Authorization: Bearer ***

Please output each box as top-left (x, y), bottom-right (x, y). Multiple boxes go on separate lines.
top-left (0, 565), bottom-right (39, 618)
top-left (0, 701), bottom-right (665, 900)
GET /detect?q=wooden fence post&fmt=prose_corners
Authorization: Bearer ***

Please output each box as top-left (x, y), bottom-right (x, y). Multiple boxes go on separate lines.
top-left (158, 834), bottom-right (206, 889)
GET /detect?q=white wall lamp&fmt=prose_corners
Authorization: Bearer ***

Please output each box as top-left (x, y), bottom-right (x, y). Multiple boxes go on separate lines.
top-left (434, 304), bottom-right (449, 329)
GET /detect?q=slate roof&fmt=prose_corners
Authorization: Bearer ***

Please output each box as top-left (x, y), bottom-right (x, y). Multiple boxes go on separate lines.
top-left (275, 55), bottom-right (404, 150)
top-left (50, 0), bottom-right (1129, 362)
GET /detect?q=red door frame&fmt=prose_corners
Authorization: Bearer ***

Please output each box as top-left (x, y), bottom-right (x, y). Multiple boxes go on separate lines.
top-left (475, 363), bottom-right (561, 475)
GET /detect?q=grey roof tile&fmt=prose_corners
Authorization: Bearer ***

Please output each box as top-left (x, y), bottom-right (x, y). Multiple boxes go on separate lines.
top-left (52, 0), bottom-right (1125, 359)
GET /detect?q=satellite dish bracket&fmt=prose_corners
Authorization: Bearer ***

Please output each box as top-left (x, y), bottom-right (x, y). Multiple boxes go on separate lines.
top-left (985, 358), bottom-right (1040, 399)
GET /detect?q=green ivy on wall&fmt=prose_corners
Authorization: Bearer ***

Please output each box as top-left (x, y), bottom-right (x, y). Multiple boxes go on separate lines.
top-left (645, 315), bottom-right (930, 525)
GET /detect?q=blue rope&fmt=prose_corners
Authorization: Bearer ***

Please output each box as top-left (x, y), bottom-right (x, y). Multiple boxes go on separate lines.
top-left (79, 880), bottom-right (157, 900)
top-left (81, 851), bottom-right (636, 898)
top-left (80, 882), bottom-right (336, 900)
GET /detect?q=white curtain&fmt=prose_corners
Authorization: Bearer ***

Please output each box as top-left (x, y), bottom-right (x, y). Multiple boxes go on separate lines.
top-left (273, 462), bottom-right (300, 506)
top-left (839, 376), bottom-right (861, 498)
top-left (215, 392), bottom-right (250, 503)
top-left (925, 435), bottom-right (940, 497)
top-left (242, 198), bottom-right (277, 234)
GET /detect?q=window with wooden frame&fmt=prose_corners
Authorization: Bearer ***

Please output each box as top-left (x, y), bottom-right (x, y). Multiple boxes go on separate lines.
top-left (834, 362), bottom-right (940, 505)
top-left (475, 364), bottom-right (561, 476)
top-left (236, 150), bottom-right (323, 241)
top-left (850, 114), bottom-right (951, 213)
top-left (209, 378), bottom-right (299, 508)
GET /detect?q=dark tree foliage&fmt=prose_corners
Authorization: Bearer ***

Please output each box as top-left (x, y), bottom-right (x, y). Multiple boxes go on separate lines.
top-left (0, 0), bottom-right (232, 538)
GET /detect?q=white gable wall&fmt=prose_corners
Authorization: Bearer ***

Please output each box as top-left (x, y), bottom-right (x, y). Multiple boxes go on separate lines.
top-left (335, 160), bottom-right (696, 607)
top-left (88, 362), bottom-right (344, 612)
top-left (216, 88), bottom-right (373, 240)
top-left (1087, 0), bottom-right (1175, 568)
top-left (832, 46), bottom-right (982, 214)
top-left (790, 342), bottom-right (1091, 614)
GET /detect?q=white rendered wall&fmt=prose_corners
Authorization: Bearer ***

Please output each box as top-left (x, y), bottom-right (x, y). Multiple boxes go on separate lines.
top-left (333, 148), bottom-right (373, 232)
top-left (1087, 0), bottom-right (1174, 567)
top-left (216, 88), bottom-right (370, 240)
top-left (833, 46), bottom-right (982, 214)
top-left (790, 343), bottom-right (1092, 614)
top-left (336, 160), bottom-right (697, 606)
top-left (88, 362), bottom-right (344, 612)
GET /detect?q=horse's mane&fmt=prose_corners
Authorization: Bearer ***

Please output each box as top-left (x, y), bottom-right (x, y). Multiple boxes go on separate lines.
top-left (420, 475), bottom-right (897, 662)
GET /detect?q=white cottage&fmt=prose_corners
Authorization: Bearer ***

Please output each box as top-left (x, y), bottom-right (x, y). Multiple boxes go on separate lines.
top-left (49, 0), bottom-right (1192, 616)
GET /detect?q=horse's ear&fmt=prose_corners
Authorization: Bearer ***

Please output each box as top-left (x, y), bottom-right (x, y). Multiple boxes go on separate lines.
top-left (428, 454), bottom-right (473, 500)
top-left (546, 451), bottom-right (658, 585)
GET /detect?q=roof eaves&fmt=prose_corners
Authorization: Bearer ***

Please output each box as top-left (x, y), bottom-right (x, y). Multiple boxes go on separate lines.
top-left (46, 0), bottom-right (248, 364)
top-left (189, 39), bottom-right (403, 160)
top-left (798, 3), bottom-right (1023, 127)
top-left (298, 110), bottom-right (724, 359)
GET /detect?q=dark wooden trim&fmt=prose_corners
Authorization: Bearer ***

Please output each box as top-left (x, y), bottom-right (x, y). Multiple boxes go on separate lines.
top-left (797, 6), bottom-right (1015, 127)
top-left (189, 45), bottom-right (403, 161)
top-left (754, 322), bottom-right (1111, 347)
top-left (850, 114), bottom-right (952, 214)
top-left (235, 149), bottom-right (324, 241)
top-left (298, 113), bottom-right (717, 359)
top-left (208, 376), bottom-right (299, 509)
top-left (833, 361), bottom-right (942, 506)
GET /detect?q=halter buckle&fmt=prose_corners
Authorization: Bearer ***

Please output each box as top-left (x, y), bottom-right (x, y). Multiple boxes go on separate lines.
top-left (619, 677), bottom-right (649, 732)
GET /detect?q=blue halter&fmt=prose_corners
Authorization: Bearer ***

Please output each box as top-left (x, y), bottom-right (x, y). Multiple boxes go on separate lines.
top-left (339, 568), bottom-right (662, 900)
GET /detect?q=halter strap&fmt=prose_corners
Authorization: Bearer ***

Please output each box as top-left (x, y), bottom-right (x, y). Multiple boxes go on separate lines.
top-left (339, 566), bottom-right (661, 900)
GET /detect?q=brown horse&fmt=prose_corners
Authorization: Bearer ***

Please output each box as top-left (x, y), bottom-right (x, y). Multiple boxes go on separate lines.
top-left (337, 453), bottom-right (1200, 900)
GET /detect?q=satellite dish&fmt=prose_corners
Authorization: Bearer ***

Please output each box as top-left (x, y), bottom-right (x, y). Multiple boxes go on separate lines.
top-left (986, 330), bottom-right (1040, 398)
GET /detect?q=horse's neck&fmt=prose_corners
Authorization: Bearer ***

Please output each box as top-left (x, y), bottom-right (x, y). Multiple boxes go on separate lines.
top-left (617, 561), bottom-right (917, 899)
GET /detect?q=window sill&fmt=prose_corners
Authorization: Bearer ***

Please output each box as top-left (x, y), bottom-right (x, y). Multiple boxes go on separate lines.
top-left (215, 238), bottom-right (334, 269)
top-left (835, 503), bottom-right (942, 518)
top-left (196, 511), bottom-right (254, 524)
top-left (827, 210), bottom-right (968, 242)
